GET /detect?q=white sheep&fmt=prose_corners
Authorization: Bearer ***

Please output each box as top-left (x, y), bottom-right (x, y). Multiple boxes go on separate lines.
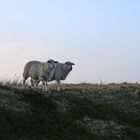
top-left (22, 59), bottom-right (58, 92)
top-left (33, 61), bottom-right (75, 91)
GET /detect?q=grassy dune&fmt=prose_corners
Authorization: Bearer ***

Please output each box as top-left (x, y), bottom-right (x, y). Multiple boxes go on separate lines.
top-left (0, 82), bottom-right (140, 140)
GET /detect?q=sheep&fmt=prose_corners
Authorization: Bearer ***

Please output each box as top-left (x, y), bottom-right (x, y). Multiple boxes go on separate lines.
top-left (33, 61), bottom-right (75, 91)
top-left (22, 59), bottom-right (58, 92)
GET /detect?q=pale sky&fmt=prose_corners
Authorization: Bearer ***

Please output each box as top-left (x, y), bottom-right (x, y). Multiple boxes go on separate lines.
top-left (0, 0), bottom-right (140, 83)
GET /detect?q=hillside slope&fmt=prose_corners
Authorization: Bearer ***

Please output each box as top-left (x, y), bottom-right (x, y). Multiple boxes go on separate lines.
top-left (0, 83), bottom-right (140, 140)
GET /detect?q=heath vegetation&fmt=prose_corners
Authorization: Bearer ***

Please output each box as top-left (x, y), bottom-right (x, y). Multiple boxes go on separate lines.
top-left (0, 81), bottom-right (140, 140)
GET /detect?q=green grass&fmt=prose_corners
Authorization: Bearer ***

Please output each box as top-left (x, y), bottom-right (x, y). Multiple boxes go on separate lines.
top-left (0, 82), bottom-right (140, 140)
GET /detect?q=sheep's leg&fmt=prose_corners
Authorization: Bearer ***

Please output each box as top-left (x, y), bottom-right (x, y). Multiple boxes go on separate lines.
top-left (35, 80), bottom-right (40, 87)
top-left (44, 81), bottom-right (49, 92)
top-left (56, 80), bottom-right (61, 91)
top-left (30, 79), bottom-right (34, 88)
top-left (31, 80), bottom-right (40, 88)
top-left (42, 81), bottom-right (46, 93)
top-left (22, 76), bottom-right (28, 87)
top-left (41, 81), bottom-right (50, 93)
top-left (40, 77), bottom-right (49, 93)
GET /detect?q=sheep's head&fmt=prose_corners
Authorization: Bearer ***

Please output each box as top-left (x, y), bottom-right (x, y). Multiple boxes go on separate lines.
top-left (47, 59), bottom-right (58, 70)
top-left (65, 61), bottom-right (75, 71)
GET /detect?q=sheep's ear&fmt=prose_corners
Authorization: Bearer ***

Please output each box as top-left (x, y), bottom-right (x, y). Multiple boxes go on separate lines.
top-left (47, 59), bottom-right (53, 63)
top-left (71, 62), bottom-right (75, 65)
top-left (65, 61), bottom-right (75, 65)
top-left (54, 61), bottom-right (59, 63)
top-left (47, 60), bottom-right (51, 63)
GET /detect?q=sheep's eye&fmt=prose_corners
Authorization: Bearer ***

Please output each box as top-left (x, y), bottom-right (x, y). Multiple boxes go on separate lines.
top-left (70, 66), bottom-right (72, 71)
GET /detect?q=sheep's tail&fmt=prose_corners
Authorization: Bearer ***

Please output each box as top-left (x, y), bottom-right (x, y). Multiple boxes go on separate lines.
top-left (22, 61), bottom-right (32, 79)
